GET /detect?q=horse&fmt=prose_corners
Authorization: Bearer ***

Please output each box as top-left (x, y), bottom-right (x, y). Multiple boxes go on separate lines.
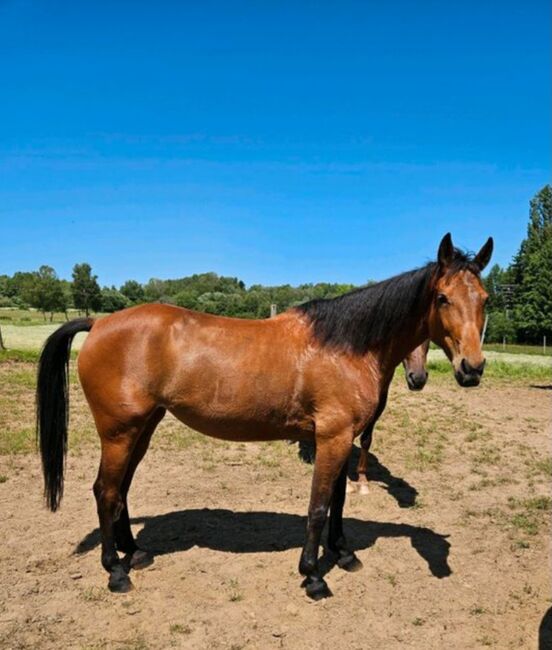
top-left (36, 233), bottom-right (492, 600)
top-left (297, 340), bottom-right (430, 495)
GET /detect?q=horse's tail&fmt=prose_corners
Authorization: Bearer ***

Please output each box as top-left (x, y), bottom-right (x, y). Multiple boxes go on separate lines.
top-left (36, 318), bottom-right (94, 511)
top-left (297, 440), bottom-right (316, 465)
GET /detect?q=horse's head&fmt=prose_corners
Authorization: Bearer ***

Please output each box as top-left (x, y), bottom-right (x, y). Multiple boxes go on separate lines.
top-left (403, 339), bottom-right (430, 391)
top-left (428, 233), bottom-right (493, 388)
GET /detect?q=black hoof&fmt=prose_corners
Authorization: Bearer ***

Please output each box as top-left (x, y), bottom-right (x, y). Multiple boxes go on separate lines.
top-left (303, 577), bottom-right (332, 601)
top-left (337, 552), bottom-right (363, 572)
top-left (108, 567), bottom-right (133, 593)
top-left (130, 549), bottom-right (154, 570)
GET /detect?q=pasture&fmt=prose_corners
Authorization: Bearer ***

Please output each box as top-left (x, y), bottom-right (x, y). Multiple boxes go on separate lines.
top-left (0, 329), bottom-right (550, 649)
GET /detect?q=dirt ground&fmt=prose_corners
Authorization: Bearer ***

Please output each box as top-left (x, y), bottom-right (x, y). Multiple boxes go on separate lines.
top-left (0, 371), bottom-right (551, 649)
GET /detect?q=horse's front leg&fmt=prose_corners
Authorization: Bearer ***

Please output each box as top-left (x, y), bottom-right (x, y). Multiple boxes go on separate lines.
top-left (299, 427), bottom-right (353, 600)
top-left (328, 461), bottom-right (363, 571)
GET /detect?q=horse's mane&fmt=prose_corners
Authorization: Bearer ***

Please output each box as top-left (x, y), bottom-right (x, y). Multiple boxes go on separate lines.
top-left (295, 249), bottom-right (480, 354)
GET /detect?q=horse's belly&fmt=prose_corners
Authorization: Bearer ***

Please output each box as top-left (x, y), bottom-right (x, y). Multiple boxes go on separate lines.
top-left (168, 405), bottom-right (314, 442)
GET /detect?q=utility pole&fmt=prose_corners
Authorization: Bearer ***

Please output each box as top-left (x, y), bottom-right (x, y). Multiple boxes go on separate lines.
top-left (497, 283), bottom-right (518, 348)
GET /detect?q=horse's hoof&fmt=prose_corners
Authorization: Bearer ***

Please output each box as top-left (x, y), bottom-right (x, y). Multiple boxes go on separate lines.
top-left (337, 552), bottom-right (363, 572)
top-left (304, 577), bottom-right (332, 601)
top-left (358, 483), bottom-right (370, 496)
top-left (108, 569), bottom-right (133, 593)
top-left (130, 549), bottom-right (154, 570)
top-left (346, 481), bottom-right (357, 494)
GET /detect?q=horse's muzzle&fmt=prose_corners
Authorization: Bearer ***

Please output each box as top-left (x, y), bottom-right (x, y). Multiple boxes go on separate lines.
top-left (455, 358), bottom-right (485, 387)
top-left (407, 371), bottom-right (428, 391)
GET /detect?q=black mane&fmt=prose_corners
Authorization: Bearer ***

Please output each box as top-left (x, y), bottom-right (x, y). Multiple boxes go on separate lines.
top-left (295, 249), bottom-right (480, 354)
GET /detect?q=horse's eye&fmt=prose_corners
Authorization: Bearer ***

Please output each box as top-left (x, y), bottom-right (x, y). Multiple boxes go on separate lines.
top-left (437, 293), bottom-right (449, 306)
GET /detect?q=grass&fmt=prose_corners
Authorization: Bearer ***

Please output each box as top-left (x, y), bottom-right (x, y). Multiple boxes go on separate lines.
top-left (169, 624), bottom-right (192, 635)
top-left (385, 573), bottom-right (397, 587)
top-left (0, 308), bottom-right (106, 326)
top-left (532, 458), bottom-right (552, 477)
top-left (227, 578), bottom-right (244, 602)
top-left (507, 496), bottom-right (551, 537)
top-left (0, 348), bottom-right (41, 363)
top-left (426, 358), bottom-right (551, 381)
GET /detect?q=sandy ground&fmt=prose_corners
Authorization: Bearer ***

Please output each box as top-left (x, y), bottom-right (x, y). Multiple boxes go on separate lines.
top-left (0, 377), bottom-right (551, 649)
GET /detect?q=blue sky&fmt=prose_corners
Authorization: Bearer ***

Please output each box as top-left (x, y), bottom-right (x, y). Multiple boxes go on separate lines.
top-left (0, 1), bottom-right (549, 287)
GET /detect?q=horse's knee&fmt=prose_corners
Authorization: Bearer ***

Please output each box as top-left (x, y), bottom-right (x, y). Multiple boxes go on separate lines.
top-left (308, 505), bottom-right (327, 530)
top-left (96, 486), bottom-right (124, 522)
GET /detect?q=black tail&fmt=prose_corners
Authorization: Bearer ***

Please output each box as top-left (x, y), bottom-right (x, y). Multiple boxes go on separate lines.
top-left (36, 318), bottom-right (93, 511)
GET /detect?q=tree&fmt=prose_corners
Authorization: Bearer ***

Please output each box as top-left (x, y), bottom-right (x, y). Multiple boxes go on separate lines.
top-left (72, 263), bottom-right (102, 316)
top-left (101, 287), bottom-right (129, 312)
top-left (486, 312), bottom-right (516, 343)
top-left (120, 280), bottom-right (145, 304)
top-left (511, 186), bottom-right (552, 343)
top-left (26, 266), bottom-right (68, 321)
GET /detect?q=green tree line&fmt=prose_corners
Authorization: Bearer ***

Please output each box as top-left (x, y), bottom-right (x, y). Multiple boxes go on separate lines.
top-left (1, 186), bottom-right (550, 343)
top-left (484, 185), bottom-right (552, 344)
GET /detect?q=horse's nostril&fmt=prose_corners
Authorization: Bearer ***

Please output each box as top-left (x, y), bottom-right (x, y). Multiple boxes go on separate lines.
top-left (461, 358), bottom-right (486, 376)
top-left (476, 359), bottom-right (486, 375)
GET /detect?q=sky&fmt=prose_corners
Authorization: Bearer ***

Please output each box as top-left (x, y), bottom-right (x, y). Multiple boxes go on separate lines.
top-left (0, 1), bottom-right (550, 287)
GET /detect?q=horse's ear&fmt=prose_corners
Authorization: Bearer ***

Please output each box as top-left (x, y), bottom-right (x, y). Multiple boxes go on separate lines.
top-left (473, 237), bottom-right (494, 271)
top-left (437, 233), bottom-right (454, 267)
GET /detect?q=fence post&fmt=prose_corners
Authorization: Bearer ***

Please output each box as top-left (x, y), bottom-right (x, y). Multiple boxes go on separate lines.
top-left (544, 335), bottom-right (547, 355)
top-left (270, 304), bottom-right (277, 318)
top-left (0, 324), bottom-right (5, 351)
top-left (480, 314), bottom-right (489, 345)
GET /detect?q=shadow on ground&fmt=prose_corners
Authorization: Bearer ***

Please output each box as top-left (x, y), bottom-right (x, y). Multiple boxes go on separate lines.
top-left (76, 509), bottom-right (451, 579)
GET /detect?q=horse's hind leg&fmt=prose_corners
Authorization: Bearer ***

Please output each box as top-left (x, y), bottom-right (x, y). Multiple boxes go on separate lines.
top-left (93, 410), bottom-right (156, 593)
top-left (114, 407), bottom-right (166, 570)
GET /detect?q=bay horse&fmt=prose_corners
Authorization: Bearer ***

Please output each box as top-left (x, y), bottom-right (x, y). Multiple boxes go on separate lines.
top-left (297, 340), bottom-right (430, 494)
top-left (36, 233), bottom-right (492, 600)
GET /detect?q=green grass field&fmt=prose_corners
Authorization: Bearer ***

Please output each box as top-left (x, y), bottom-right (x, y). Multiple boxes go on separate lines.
top-left (0, 307), bottom-right (100, 326)
top-left (482, 342), bottom-right (551, 356)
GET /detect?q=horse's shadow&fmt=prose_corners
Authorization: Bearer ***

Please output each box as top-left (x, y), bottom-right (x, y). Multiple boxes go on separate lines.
top-left (76, 508), bottom-right (451, 579)
top-left (347, 448), bottom-right (418, 508)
